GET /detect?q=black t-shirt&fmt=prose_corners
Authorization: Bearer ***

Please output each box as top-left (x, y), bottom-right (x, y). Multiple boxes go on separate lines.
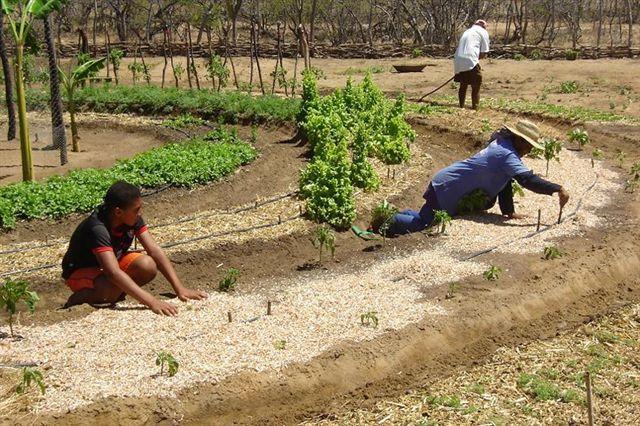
top-left (61, 205), bottom-right (147, 278)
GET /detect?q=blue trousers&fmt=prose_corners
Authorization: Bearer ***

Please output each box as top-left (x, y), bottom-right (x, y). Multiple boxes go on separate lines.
top-left (388, 183), bottom-right (441, 235)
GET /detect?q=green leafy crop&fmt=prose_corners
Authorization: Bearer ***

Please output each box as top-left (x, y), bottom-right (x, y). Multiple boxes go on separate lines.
top-left (431, 210), bottom-right (452, 234)
top-left (483, 265), bottom-right (502, 281)
top-left (457, 189), bottom-right (490, 215)
top-left (567, 128), bottom-right (589, 150)
top-left (360, 311), bottom-right (379, 328)
top-left (0, 128), bottom-right (257, 230)
top-left (311, 225), bottom-right (335, 263)
top-left (16, 367), bottom-right (45, 395)
top-left (543, 246), bottom-right (563, 260)
top-left (370, 200), bottom-right (398, 242)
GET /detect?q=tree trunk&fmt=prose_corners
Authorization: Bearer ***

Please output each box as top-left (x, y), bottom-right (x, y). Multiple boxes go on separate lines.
top-left (44, 14), bottom-right (68, 166)
top-left (161, 30), bottom-right (168, 88)
top-left (626, 0), bottom-right (633, 47)
top-left (597, 0), bottom-right (603, 47)
top-left (69, 92), bottom-right (79, 152)
top-left (0, 11), bottom-right (17, 141)
top-left (15, 45), bottom-right (34, 181)
top-left (187, 22), bottom-right (200, 89)
top-left (251, 21), bottom-right (265, 95)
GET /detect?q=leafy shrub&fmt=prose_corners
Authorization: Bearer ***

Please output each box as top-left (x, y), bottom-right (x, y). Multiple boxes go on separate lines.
top-left (539, 138), bottom-right (563, 176)
top-left (206, 54), bottom-right (230, 89)
top-left (565, 49), bottom-right (579, 61)
top-left (457, 189), bottom-right (490, 215)
top-left (351, 126), bottom-right (380, 192)
top-left (544, 246), bottom-right (563, 260)
top-left (513, 53), bottom-right (525, 61)
top-left (1, 279), bottom-right (39, 337)
top-left (218, 268), bottom-right (240, 292)
top-left (370, 200), bottom-right (397, 237)
top-left (163, 113), bottom-right (206, 129)
top-left (411, 47), bottom-right (423, 58)
top-left (0, 129), bottom-right (257, 229)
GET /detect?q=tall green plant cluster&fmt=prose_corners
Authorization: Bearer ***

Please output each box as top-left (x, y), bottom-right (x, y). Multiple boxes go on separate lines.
top-left (298, 73), bottom-right (415, 228)
top-left (0, 128), bottom-right (257, 229)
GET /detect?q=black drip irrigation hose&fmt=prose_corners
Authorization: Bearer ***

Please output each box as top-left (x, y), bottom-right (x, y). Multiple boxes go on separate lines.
top-left (0, 191), bottom-right (300, 256)
top-left (0, 212), bottom-right (304, 279)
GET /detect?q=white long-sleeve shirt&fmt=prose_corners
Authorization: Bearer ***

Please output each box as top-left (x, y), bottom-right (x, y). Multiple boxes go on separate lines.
top-left (454, 25), bottom-right (490, 75)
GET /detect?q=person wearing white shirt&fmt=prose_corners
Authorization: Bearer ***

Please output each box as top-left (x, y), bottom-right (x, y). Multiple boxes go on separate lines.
top-left (453, 20), bottom-right (490, 110)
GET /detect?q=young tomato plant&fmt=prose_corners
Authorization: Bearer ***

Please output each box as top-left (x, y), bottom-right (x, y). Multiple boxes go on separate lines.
top-left (360, 311), bottom-right (379, 328)
top-left (567, 128), bottom-right (589, 151)
top-left (155, 351), bottom-right (179, 377)
top-left (483, 265), bottom-right (502, 281)
top-left (543, 246), bottom-right (563, 260)
top-left (218, 268), bottom-right (240, 292)
top-left (625, 161), bottom-right (640, 193)
top-left (541, 138), bottom-right (563, 177)
top-left (311, 225), bottom-right (336, 263)
top-left (16, 367), bottom-right (45, 395)
top-left (274, 340), bottom-right (287, 350)
top-left (431, 210), bottom-right (452, 234)
top-left (1, 279), bottom-right (39, 337)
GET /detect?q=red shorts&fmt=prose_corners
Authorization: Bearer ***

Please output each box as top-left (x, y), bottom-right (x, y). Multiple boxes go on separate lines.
top-left (65, 252), bottom-right (144, 293)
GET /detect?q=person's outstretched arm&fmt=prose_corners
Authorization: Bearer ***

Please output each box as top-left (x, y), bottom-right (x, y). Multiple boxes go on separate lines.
top-left (514, 171), bottom-right (570, 210)
top-left (138, 231), bottom-right (208, 301)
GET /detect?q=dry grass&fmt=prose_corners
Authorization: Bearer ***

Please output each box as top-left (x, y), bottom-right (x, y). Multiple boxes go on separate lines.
top-left (303, 303), bottom-right (640, 425)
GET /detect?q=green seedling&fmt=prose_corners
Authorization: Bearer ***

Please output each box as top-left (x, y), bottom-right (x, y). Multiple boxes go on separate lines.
top-left (163, 113), bottom-right (205, 130)
top-left (431, 210), bottom-right (452, 234)
top-left (543, 246), bottom-right (563, 260)
top-left (483, 265), bottom-right (502, 281)
top-left (311, 225), bottom-right (335, 263)
top-left (155, 351), bottom-right (179, 377)
top-left (108, 48), bottom-right (124, 84)
top-left (512, 181), bottom-right (525, 197)
top-left (127, 62), bottom-right (146, 85)
top-left (218, 268), bottom-right (240, 292)
top-left (615, 150), bottom-right (627, 168)
top-left (591, 148), bottom-right (604, 168)
top-left (1, 279), bottom-right (39, 337)
top-left (625, 164), bottom-right (639, 193)
top-left (558, 80), bottom-right (579, 94)
top-left (513, 53), bottom-right (525, 61)
top-left (540, 138), bottom-right (563, 176)
top-left (565, 49), bottom-right (578, 61)
top-left (16, 367), bottom-right (45, 395)
top-left (411, 48), bottom-right (423, 58)
top-left (173, 63), bottom-right (185, 82)
top-left (274, 340), bottom-right (287, 350)
top-left (445, 282), bottom-right (461, 299)
top-left (371, 200), bottom-right (398, 244)
top-left (360, 311), bottom-right (379, 328)
top-left (567, 128), bottom-right (589, 150)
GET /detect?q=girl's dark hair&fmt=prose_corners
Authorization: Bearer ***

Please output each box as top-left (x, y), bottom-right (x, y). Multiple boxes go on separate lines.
top-left (104, 181), bottom-right (141, 212)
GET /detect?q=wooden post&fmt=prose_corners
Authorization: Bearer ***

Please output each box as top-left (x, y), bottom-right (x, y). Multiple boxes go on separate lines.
top-left (536, 209), bottom-right (541, 231)
top-left (585, 371), bottom-right (594, 426)
top-left (227, 311), bottom-right (232, 323)
top-left (267, 301), bottom-right (272, 315)
top-left (252, 20), bottom-right (265, 95)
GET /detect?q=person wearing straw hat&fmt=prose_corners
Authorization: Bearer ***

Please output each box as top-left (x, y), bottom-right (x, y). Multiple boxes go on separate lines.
top-left (454, 19), bottom-right (490, 110)
top-left (386, 120), bottom-right (570, 235)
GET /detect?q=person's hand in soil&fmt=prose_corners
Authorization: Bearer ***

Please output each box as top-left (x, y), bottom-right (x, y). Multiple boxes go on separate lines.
top-left (558, 187), bottom-right (570, 209)
top-left (177, 288), bottom-right (208, 301)
top-left (150, 300), bottom-right (178, 316)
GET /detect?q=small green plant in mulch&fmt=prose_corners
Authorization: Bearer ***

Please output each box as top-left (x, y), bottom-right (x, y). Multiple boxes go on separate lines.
top-left (274, 340), bottom-right (287, 350)
top-left (543, 246), bottom-right (563, 260)
top-left (155, 351), bottom-right (179, 377)
top-left (360, 311), bottom-right (379, 328)
top-left (425, 394), bottom-right (462, 408)
top-left (625, 162), bottom-right (640, 193)
top-left (1, 279), bottom-right (39, 337)
top-left (371, 200), bottom-right (398, 243)
top-left (431, 210), bottom-right (452, 235)
top-left (529, 49), bottom-right (543, 60)
top-left (311, 225), bottom-right (336, 263)
top-left (512, 181), bottom-right (525, 197)
top-left (517, 373), bottom-right (580, 403)
top-left (533, 138), bottom-right (563, 177)
top-left (567, 128), bottom-right (589, 150)
top-left (480, 118), bottom-right (491, 133)
top-left (483, 265), bottom-right (502, 281)
top-left (218, 268), bottom-right (240, 292)
top-left (16, 367), bottom-right (45, 395)
top-left (591, 148), bottom-right (604, 168)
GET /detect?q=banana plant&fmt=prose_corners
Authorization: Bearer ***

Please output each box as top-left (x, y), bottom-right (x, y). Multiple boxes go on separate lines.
top-left (0, 0), bottom-right (64, 181)
top-left (59, 57), bottom-right (106, 152)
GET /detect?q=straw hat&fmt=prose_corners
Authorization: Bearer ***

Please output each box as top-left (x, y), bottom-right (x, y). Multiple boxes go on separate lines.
top-left (505, 120), bottom-right (543, 150)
